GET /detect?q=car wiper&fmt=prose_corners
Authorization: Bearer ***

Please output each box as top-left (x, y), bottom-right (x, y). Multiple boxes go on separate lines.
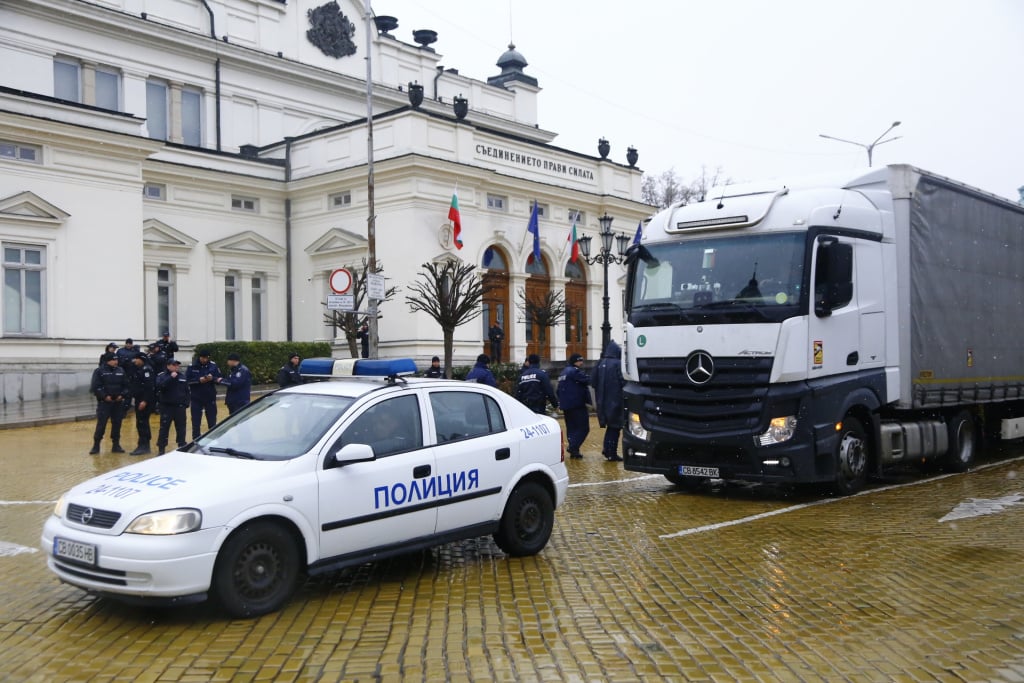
top-left (696, 300), bottom-right (772, 321)
top-left (208, 446), bottom-right (256, 459)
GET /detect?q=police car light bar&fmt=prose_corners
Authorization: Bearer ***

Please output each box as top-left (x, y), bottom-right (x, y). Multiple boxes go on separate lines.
top-left (299, 357), bottom-right (418, 379)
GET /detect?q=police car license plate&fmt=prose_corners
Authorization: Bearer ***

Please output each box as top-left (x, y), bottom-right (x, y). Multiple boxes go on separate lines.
top-left (679, 465), bottom-right (719, 478)
top-left (54, 537), bottom-right (97, 565)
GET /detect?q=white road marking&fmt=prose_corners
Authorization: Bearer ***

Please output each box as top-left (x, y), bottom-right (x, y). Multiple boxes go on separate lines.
top-left (660, 455), bottom-right (1024, 539)
top-left (939, 493), bottom-right (1023, 523)
top-left (0, 500), bottom-right (55, 505)
top-left (0, 541), bottom-right (38, 556)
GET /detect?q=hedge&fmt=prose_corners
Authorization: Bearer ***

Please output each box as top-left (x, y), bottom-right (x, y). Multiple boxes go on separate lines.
top-left (185, 341), bottom-right (332, 385)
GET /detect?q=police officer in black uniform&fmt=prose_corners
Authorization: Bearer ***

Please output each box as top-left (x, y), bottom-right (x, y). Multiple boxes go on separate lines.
top-left (187, 349), bottom-right (221, 439)
top-left (276, 353), bottom-right (303, 388)
top-left (89, 352), bottom-right (128, 454)
top-left (515, 354), bottom-right (559, 414)
top-left (147, 342), bottom-right (167, 375)
top-left (154, 331), bottom-right (179, 363)
top-left (128, 351), bottom-right (157, 455)
top-left (155, 358), bottom-right (190, 454)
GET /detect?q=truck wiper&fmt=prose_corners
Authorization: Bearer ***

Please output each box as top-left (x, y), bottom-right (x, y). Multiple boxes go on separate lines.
top-left (208, 446), bottom-right (256, 459)
top-left (696, 300), bottom-right (773, 321)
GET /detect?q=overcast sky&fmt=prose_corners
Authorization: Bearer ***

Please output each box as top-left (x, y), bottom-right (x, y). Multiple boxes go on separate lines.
top-left (378, 0), bottom-right (1023, 202)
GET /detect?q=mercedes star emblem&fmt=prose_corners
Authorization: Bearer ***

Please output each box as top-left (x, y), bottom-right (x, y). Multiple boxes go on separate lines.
top-left (685, 351), bottom-right (714, 385)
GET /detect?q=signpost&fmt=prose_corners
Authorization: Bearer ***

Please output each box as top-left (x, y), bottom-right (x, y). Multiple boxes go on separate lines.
top-left (326, 294), bottom-right (354, 311)
top-left (329, 268), bottom-right (352, 295)
top-left (366, 273), bottom-right (386, 300)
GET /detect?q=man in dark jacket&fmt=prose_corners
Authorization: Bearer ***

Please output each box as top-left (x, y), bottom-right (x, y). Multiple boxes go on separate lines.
top-left (464, 354), bottom-right (498, 387)
top-left (219, 352), bottom-right (252, 414)
top-left (89, 352), bottom-right (128, 454)
top-left (147, 342), bottom-right (167, 375)
top-left (557, 353), bottom-right (591, 459)
top-left (593, 341), bottom-right (625, 461)
top-left (488, 323), bottom-right (505, 363)
top-left (277, 353), bottom-right (303, 388)
top-left (425, 356), bottom-right (444, 378)
top-left (155, 358), bottom-right (190, 454)
top-left (128, 351), bottom-right (157, 455)
top-left (515, 354), bottom-right (558, 414)
top-left (154, 331), bottom-right (179, 362)
top-left (187, 349), bottom-right (221, 439)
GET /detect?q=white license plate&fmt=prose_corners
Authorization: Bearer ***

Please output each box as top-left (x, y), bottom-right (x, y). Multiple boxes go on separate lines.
top-left (679, 465), bottom-right (719, 478)
top-left (54, 537), bottom-right (97, 565)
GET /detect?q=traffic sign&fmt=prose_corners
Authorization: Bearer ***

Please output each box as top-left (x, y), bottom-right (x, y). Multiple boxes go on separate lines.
top-left (327, 294), bottom-right (354, 311)
top-left (329, 268), bottom-right (352, 294)
top-left (367, 273), bottom-right (386, 300)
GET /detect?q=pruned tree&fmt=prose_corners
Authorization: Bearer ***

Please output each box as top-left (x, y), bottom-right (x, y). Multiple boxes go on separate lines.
top-left (405, 259), bottom-right (488, 378)
top-left (515, 288), bottom-right (566, 347)
top-left (321, 258), bottom-right (397, 358)
top-left (641, 165), bottom-right (731, 209)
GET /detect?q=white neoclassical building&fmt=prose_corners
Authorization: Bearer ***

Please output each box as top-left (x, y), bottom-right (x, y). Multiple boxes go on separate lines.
top-left (0, 0), bottom-right (650, 402)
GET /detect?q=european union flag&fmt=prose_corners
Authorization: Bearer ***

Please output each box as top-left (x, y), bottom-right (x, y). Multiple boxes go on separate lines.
top-left (527, 202), bottom-right (541, 262)
top-left (632, 220), bottom-right (643, 246)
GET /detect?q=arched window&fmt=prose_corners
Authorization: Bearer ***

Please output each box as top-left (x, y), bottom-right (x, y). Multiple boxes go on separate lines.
top-left (564, 259), bottom-right (585, 281)
top-left (482, 246), bottom-right (507, 271)
top-left (526, 252), bottom-right (548, 275)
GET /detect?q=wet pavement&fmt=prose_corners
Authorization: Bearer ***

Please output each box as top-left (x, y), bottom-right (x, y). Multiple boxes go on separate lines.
top-left (3, 413), bottom-right (1024, 681)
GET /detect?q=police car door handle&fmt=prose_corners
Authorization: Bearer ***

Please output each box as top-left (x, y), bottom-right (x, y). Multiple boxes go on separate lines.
top-left (495, 447), bottom-right (510, 461)
top-left (413, 464), bottom-right (431, 479)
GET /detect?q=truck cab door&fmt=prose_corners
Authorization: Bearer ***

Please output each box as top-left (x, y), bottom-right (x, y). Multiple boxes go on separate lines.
top-left (807, 237), bottom-right (861, 377)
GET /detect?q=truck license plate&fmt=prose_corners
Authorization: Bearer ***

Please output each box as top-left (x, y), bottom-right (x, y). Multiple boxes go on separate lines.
top-left (680, 465), bottom-right (719, 478)
top-left (54, 537), bottom-right (97, 565)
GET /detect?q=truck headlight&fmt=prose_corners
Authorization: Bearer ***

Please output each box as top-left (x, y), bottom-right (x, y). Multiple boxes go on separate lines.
top-left (757, 416), bottom-right (797, 446)
top-left (628, 411), bottom-right (649, 441)
top-left (125, 508), bottom-right (202, 535)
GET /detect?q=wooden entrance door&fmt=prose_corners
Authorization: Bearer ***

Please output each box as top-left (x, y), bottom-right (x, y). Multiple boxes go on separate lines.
top-left (564, 259), bottom-right (588, 359)
top-left (481, 248), bottom-right (510, 364)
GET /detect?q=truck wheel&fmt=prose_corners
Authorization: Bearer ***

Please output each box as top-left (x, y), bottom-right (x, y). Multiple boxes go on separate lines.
top-left (493, 481), bottom-right (554, 556)
top-left (832, 416), bottom-right (869, 496)
top-left (213, 521), bottom-right (301, 618)
top-left (945, 410), bottom-right (976, 472)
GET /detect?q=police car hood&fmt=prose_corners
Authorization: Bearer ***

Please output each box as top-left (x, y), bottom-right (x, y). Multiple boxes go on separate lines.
top-left (64, 451), bottom-right (293, 515)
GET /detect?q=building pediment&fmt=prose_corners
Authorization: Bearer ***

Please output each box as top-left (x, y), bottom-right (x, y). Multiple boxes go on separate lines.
top-left (305, 227), bottom-right (367, 256)
top-left (143, 219), bottom-right (198, 251)
top-left (0, 191), bottom-right (70, 226)
top-left (208, 230), bottom-right (285, 256)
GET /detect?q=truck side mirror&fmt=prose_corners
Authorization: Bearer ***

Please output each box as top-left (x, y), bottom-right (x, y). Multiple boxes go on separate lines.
top-left (814, 240), bottom-right (853, 317)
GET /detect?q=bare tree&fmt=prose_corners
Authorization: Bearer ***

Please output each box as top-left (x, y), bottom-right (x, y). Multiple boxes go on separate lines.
top-left (322, 258), bottom-right (396, 357)
top-left (515, 288), bottom-right (566, 349)
top-left (641, 165), bottom-right (730, 209)
top-left (405, 260), bottom-right (488, 378)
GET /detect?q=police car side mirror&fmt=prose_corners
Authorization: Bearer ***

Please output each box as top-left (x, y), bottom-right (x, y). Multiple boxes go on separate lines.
top-left (331, 443), bottom-right (376, 467)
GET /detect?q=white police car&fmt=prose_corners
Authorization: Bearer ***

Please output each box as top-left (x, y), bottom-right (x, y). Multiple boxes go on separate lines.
top-left (42, 359), bottom-right (568, 617)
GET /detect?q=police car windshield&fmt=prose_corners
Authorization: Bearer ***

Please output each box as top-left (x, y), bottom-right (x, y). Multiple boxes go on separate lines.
top-left (194, 393), bottom-right (354, 460)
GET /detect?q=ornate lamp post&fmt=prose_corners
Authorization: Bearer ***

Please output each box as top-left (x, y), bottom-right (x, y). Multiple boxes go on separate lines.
top-left (578, 213), bottom-right (630, 352)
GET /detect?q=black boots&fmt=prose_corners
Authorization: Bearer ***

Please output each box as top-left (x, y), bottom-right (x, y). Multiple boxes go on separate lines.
top-left (89, 440), bottom-right (100, 455)
top-left (130, 445), bottom-right (151, 456)
top-left (111, 442), bottom-right (125, 454)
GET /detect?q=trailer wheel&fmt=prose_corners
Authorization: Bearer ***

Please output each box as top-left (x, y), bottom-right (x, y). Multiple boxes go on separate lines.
top-left (832, 416), bottom-right (869, 496)
top-left (944, 410), bottom-right (976, 473)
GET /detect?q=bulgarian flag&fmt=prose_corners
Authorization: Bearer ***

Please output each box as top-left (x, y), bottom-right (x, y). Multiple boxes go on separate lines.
top-left (567, 212), bottom-right (580, 263)
top-left (449, 192), bottom-right (463, 250)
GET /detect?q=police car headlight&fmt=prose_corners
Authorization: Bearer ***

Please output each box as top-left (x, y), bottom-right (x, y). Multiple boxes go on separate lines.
top-left (126, 508), bottom-right (202, 535)
top-left (53, 494), bottom-right (66, 518)
top-left (757, 416), bottom-right (797, 446)
top-left (628, 411), bottom-right (649, 441)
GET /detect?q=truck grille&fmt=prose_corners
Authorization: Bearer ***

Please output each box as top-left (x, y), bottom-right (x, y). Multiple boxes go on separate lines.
top-left (67, 503), bottom-right (121, 529)
top-left (634, 356), bottom-right (772, 434)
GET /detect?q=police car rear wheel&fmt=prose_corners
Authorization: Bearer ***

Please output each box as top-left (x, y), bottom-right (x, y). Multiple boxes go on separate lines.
top-left (213, 521), bottom-right (301, 618)
top-left (494, 481), bottom-right (554, 556)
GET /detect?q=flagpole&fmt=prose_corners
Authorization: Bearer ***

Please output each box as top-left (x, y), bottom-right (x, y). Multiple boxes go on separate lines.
top-left (364, 0), bottom-right (378, 358)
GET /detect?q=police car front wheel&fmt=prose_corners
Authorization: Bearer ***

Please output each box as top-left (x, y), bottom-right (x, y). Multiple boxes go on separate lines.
top-left (213, 520), bottom-right (302, 618)
top-left (494, 481), bottom-right (554, 557)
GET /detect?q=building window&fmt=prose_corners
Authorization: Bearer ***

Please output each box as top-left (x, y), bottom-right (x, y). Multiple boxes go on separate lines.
top-left (0, 141), bottom-right (41, 163)
top-left (3, 244), bottom-right (45, 336)
top-left (329, 191), bottom-right (352, 209)
top-left (231, 196), bottom-right (259, 212)
top-left (531, 201), bottom-right (549, 218)
top-left (225, 273), bottom-right (240, 340)
top-left (157, 267), bottom-right (175, 337)
top-left (486, 194), bottom-right (507, 211)
top-left (251, 274), bottom-right (265, 340)
top-left (146, 80), bottom-right (168, 141)
top-left (95, 67), bottom-right (121, 111)
top-left (53, 58), bottom-right (81, 102)
top-left (568, 209), bottom-right (586, 225)
top-left (181, 88), bottom-right (202, 147)
top-left (143, 183), bottom-right (165, 200)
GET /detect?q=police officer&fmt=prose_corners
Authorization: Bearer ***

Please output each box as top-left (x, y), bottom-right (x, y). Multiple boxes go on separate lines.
top-left (147, 342), bottom-right (167, 375)
top-left (154, 330), bottom-right (179, 362)
top-left (218, 352), bottom-right (252, 414)
top-left (116, 338), bottom-right (138, 367)
top-left (425, 356), bottom-right (444, 378)
top-left (128, 351), bottom-right (157, 455)
top-left (593, 341), bottom-right (625, 461)
top-left (516, 354), bottom-right (559, 414)
top-left (488, 323), bottom-right (505, 363)
top-left (465, 354), bottom-right (498, 387)
top-left (155, 358), bottom-right (190, 454)
top-left (90, 352), bottom-right (128, 454)
top-left (276, 353), bottom-right (303, 388)
top-left (187, 348), bottom-right (221, 439)
top-left (557, 353), bottom-right (591, 459)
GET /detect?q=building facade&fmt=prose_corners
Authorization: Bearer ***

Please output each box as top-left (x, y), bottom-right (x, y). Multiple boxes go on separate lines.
top-left (0, 0), bottom-right (649, 402)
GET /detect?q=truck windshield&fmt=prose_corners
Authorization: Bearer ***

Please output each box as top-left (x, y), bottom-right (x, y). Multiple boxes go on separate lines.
top-left (628, 232), bottom-right (806, 325)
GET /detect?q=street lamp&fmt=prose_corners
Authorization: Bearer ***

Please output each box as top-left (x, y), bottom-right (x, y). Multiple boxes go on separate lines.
top-left (578, 213), bottom-right (630, 353)
top-left (819, 120), bottom-right (901, 166)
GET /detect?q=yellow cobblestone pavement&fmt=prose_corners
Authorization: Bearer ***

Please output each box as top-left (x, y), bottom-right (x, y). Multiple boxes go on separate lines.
top-left (2, 417), bottom-right (1024, 681)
